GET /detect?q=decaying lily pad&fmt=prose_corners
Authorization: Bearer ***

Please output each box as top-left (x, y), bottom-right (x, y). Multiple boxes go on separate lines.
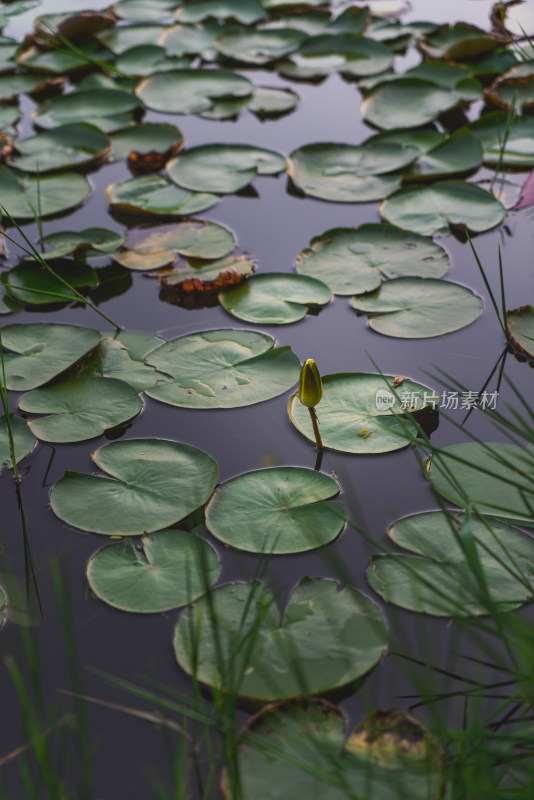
top-left (160, 253), bottom-right (255, 292)
top-left (507, 305), bottom-right (534, 358)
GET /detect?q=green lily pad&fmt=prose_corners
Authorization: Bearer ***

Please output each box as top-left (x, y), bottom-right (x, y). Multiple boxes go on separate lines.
top-left (38, 228), bottom-right (126, 260)
top-left (215, 28), bottom-right (306, 65)
top-left (0, 285), bottom-right (22, 315)
top-left (19, 377), bottom-right (143, 443)
top-left (261, 10), bottom-right (330, 36)
top-left (136, 69), bottom-right (252, 115)
top-left (507, 306), bottom-right (534, 358)
top-left (277, 33), bottom-right (393, 80)
top-left (198, 96), bottom-right (249, 120)
top-left (106, 175), bottom-right (220, 216)
top-left (0, 74), bottom-right (49, 101)
top-left (174, 577), bottom-right (388, 700)
top-left (380, 181), bottom-right (506, 237)
top-left (359, 62), bottom-right (476, 94)
top-left (350, 278), bottom-right (483, 339)
top-left (205, 467), bottom-right (346, 554)
top-left (248, 86), bottom-right (299, 117)
top-left (167, 145), bottom-right (285, 194)
top-left (33, 10), bottom-right (114, 42)
top-left (50, 438), bottom-right (218, 536)
top-left (158, 22), bottom-right (231, 60)
top-left (0, 413), bottom-right (37, 468)
top-left (113, 220), bottom-right (235, 270)
top-left (295, 224), bottom-right (450, 296)
top-left (0, 322), bottom-right (101, 391)
top-left (224, 703), bottom-right (443, 800)
top-left (9, 123), bottom-right (110, 173)
top-left (114, 0), bottom-right (178, 22)
top-left (0, 104), bottom-right (20, 132)
top-left (1, 260), bottom-right (98, 306)
top-left (0, 38), bottom-right (18, 73)
top-left (77, 336), bottom-right (169, 393)
top-left (0, 166), bottom-right (91, 221)
top-left (16, 41), bottom-right (110, 74)
top-left (87, 528), bottom-right (220, 613)
top-left (161, 253), bottom-right (255, 290)
top-left (177, 0), bottom-right (266, 24)
top-left (145, 329), bottom-right (300, 409)
top-left (97, 24), bottom-right (166, 54)
top-left (486, 62), bottom-right (534, 113)
top-left (109, 122), bottom-right (184, 162)
top-left (32, 89), bottom-right (143, 133)
top-left (426, 442), bottom-right (534, 526)
top-left (286, 142), bottom-right (417, 203)
top-left (419, 23), bottom-right (499, 61)
top-left (368, 511), bottom-right (534, 616)
top-left (361, 77), bottom-right (482, 130)
top-left (115, 44), bottom-right (188, 77)
top-left (288, 372), bottom-right (435, 454)
top-left (219, 273), bottom-right (331, 325)
top-left (468, 112), bottom-right (534, 167)
top-left (401, 131), bottom-right (483, 180)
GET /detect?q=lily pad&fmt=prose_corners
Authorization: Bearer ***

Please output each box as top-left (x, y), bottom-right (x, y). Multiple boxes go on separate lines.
top-left (106, 175), bottom-right (220, 216)
top-left (0, 285), bottom-right (21, 315)
top-left (0, 104), bottom-right (20, 132)
top-left (0, 322), bottom-right (101, 391)
top-left (9, 123), bottom-right (110, 173)
top-left (167, 145), bottom-right (285, 194)
top-left (486, 62), bottom-right (534, 112)
top-left (0, 74), bottom-right (50, 101)
top-left (16, 41), bottom-right (110, 74)
top-left (1, 260), bottom-right (98, 306)
top-left (286, 142), bottom-right (418, 203)
top-left (97, 24), bottom-right (166, 54)
top-left (288, 372), bottom-right (435, 454)
top-left (113, 220), bottom-right (235, 269)
top-left (174, 577), bottom-right (388, 700)
top-left (380, 181), bottom-right (506, 237)
top-left (224, 703), bottom-right (443, 800)
top-left (177, 0), bottom-right (266, 24)
top-left (468, 112), bottom-right (534, 167)
top-left (115, 44), bottom-right (188, 77)
top-left (0, 166), bottom-right (91, 221)
top-left (114, 0), bottom-right (178, 22)
top-left (401, 131), bottom-right (483, 181)
top-left (32, 89), bottom-right (143, 133)
top-left (77, 336), bottom-right (169, 393)
top-left (205, 467), bottom-right (346, 554)
top-left (350, 278), bottom-right (483, 338)
top-left (160, 253), bottom-right (255, 291)
top-left (50, 438), bottom-right (218, 536)
top-left (426, 442), bottom-right (534, 526)
top-left (38, 228), bottom-right (126, 260)
top-left (277, 33), bottom-right (394, 80)
top-left (19, 377), bottom-right (143, 443)
top-left (145, 329), bottom-right (300, 409)
top-left (496, 1), bottom-right (534, 39)
top-left (158, 23), bottom-right (230, 60)
top-left (215, 29), bottom-right (306, 65)
top-left (136, 69), bottom-right (252, 115)
top-left (87, 528), bottom-right (220, 613)
top-left (0, 413), bottom-right (36, 467)
top-left (507, 305), bottom-right (534, 358)
top-left (419, 23), bottom-right (500, 61)
top-left (219, 273), bottom-right (331, 325)
top-left (247, 86), bottom-right (299, 117)
top-left (295, 224), bottom-right (450, 296)
top-left (109, 122), bottom-right (184, 162)
top-left (368, 511), bottom-right (534, 616)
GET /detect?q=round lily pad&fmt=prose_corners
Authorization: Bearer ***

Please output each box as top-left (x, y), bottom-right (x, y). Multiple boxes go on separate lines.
top-left (115, 44), bottom-right (188, 77)
top-left (367, 511), bottom-right (534, 616)
top-left (77, 336), bottom-right (169, 394)
top-left (177, 0), bottom-right (266, 24)
top-left (109, 122), bottom-right (184, 162)
top-left (87, 528), bottom-right (220, 613)
top-left (286, 142), bottom-right (417, 203)
top-left (468, 112), bottom-right (534, 167)
top-left (174, 577), bottom-right (388, 700)
top-left (380, 181), bottom-right (506, 237)
top-left (224, 703), bottom-right (443, 799)
top-left (9, 123), bottom-right (110, 173)
top-left (402, 131), bottom-right (483, 181)
top-left (39, 228), bottom-right (126, 260)
top-left (32, 89), bottom-right (142, 132)
top-left (97, 24), bottom-right (167, 54)
top-left (1, 322), bottom-right (101, 391)
top-left (145, 329), bottom-right (300, 409)
top-left (50, 438), bottom-right (219, 536)
top-left (136, 69), bottom-right (252, 115)
top-left (295, 224), bottom-right (450, 296)
top-left (350, 278), bottom-right (483, 338)
top-left (426, 442), bottom-right (534, 527)
top-left (288, 373), bottom-right (435, 454)
top-left (1, 261), bottom-right (98, 306)
top-left (205, 467), bottom-right (346, 554)
top-left (215, 28), bottom-right (305, 64)
top-left (19, 378), bottom-right (143, 443)
top-left (166, 145), bottom-right (285, 194)
top-left (0, 413), bottom-right (37, 468)
top-left (277, 33), bottom-right (394, 80)
top-left (106, 175), bottom-right (220, 216)
top-left (248, 86), bottom-right (299, 117)
top-left (0, 166), bottom-right (91, 221)
top-left (507, 306), bottom-right (534, 359)
top-left (158, 22), bottom-right (229, 60)
top-left (219, 273), bottom-right (331, 325)
top-left (114, 0), bottom-right (179, 22)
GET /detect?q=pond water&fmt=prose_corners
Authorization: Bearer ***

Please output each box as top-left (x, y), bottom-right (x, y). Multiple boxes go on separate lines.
top-left (0, 0), bottom-right (533, 797)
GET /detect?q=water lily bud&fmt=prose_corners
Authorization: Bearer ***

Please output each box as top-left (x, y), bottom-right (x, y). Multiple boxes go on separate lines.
top-left (298, 358), bottom-right (323, 408)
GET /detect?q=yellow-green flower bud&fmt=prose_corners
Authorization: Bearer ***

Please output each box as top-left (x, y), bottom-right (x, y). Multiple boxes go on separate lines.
top-left (298, 359), bottom-right (323, 408)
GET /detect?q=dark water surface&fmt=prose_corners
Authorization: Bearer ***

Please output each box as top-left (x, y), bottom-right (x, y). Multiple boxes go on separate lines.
top-left (1, 0), bottom-right (533, 797)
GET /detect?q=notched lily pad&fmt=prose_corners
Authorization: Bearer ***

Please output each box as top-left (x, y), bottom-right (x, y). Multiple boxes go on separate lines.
top-left (219, 273), bottom-right (332, 325)
top-left (277, 33), bottom-right (394, 80)
top-left (468, 113), bottom-right (534, 167)
top-left (38, 228), bottom-right (126, 260)
top-left (0, 413), bottom-right (37, 468)
top-left (1, 260), bottom-right (98, 306)
top-left (248, 86), bottom-right (299, 117)
top-left (160, 253), bottom-right (255, 293)
top-left (136, 69), bottom-right (253, 115)
top-left (76, 335), bottom-right (169, 394)
top-left (507, 305), bottom-right (534, 359)
top-left (486, 62), bottom-right (534, 112)
top-left (418, 23), bottom-right (500, 61)
top-left (0, 166), bottom-right (91, 221)
top-left (109, 122), bottom-right (184, 171)
top-left (215, 28), bottom-right (306, 65)
top-left (32, 89), bottom-right (143, 133)
top-left (106, 175), bottom-right (220, 217)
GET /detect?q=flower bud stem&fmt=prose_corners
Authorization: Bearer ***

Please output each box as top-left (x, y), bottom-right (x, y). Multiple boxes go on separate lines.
top-left (308, 406), bottom-right (324, 451)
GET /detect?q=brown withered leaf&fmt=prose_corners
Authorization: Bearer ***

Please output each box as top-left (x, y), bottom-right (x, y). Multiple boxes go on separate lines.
top-left (127, 141), bottom-right (183, 176)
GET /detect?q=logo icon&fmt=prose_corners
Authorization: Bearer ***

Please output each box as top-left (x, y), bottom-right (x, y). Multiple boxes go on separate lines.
top-left (375, 389), bottom-right (395, 411)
